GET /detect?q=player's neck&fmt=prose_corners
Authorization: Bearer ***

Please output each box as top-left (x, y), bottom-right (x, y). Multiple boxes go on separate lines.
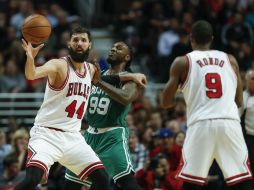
top-left (109, 64), bottom-right (125, 74)
top-left (194, 47), bottom-right (210, 51)
top-left (69, 57), bottom-right (84, 71)
top-left (193, 44), bottom-right (210, 51)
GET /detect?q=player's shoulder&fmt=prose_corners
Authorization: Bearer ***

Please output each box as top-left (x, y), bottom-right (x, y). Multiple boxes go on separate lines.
top-left (172, 55), bottom-right (188, 70)
top-left (174, 55), bottom-right (188, 63)
top-left (47, 58), bottom-right (67, 65)
top-left (45, 58), bottom-right (68, 73)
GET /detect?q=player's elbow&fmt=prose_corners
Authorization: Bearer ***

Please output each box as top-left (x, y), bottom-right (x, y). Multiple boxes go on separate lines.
top-left (236, 99), bottom-right (243, 108)
top-left (25, 72), bottom-right (36, 80)
top-left (120, 95), bottom-right (132, 106)
top-left (160, 99), bottom-right (168, 109)
top-left (160, 98), bottom-right (174, 109)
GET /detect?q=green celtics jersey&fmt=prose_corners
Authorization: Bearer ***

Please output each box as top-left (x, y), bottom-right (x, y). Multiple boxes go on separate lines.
top-left (87, 70), bottom-right (131, 128)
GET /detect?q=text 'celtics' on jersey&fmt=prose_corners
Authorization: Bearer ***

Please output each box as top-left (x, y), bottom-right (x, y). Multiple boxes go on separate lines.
top-left (87, 70), bottom-right (131, 129)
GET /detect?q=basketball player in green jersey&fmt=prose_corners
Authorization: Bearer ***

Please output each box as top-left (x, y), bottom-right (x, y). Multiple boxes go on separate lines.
top-left (64, 42), bottom-right (144, 190)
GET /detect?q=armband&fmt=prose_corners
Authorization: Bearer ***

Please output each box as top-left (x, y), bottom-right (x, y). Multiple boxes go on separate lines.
top-left (101, 75), bottom-right (120, 85)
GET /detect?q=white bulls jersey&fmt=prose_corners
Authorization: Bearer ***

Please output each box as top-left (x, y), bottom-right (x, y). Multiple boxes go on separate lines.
top-left (34, 56), bottom-right (91, 132)
top-left (181, 50), bottom-right (240, 126)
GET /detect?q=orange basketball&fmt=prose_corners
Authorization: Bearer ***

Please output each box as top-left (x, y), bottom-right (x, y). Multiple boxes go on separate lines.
top-left (21, 14), bottom-right (51, 45)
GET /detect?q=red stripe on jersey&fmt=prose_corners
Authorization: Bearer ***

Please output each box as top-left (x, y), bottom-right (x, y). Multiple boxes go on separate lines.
top-left (78, 162), bottom-right (104, 180)
top-left (48, 60), bottom-right (70, 91)
top-left (26, 160), bottom-right (48, 173)
top-left (227, 176), bottom-right (252, 186)
top-left (181, 173), bottom-right (206, 181)
top-left (177, 176), bottom-right (206, 186)
top-left (67, 57), bottom-right (87, 78)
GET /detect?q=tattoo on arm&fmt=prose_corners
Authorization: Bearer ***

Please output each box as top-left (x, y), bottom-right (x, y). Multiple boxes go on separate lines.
top-left (96, 80), bottom-right (139, 105)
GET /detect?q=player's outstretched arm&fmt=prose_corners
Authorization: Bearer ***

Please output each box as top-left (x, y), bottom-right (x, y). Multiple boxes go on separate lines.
top-left (228, 54), bottom-right (243, 107)
top-left (95, 80), bottom-right (139, 106)
top-left (22, 39), bottom-right (61, 80)
top-left (161, 56), bottom-right (188, 109)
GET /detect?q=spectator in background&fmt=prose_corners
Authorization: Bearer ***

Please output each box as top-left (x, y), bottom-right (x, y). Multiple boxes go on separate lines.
top-left (126, 113), bottom-right (134, 127)
top-left (150, 128), bottom-right (181, 171)
top-left (147, 110), bottom-right (163, 136)
top-left (0, 12), bottom-right (7, 52)
top-left (136, 154), bottom-right (182, 190)
top-left (115, 0), bottom-right (143, 50)
top-left (8, 128), bottom-right (29, 171)
top-left (239, 69), bottom-right (254, 187)
top-left (0, 130), bottom-right (12, 175)
top-left (5, 117), bottom-right (19, 144)
top-left (129, 128), bottom-right (148, 172)
top-left (174, 131), bottom-right (185, 148)
top-left (169, 29), bottom-right (191, 65)
top-left (55, 30), bottom-right (70, 50)
top-left (165, 119), bottom-right (181, 134)
top-left (157, 18), bottom-right (180, 58)
top-left (171, 96), bottom-right (187, 130)
top-left (74, 0), bottom-right (96, 27)
top-left (53, 10), bottom-right (71, 44)
top-left (0, 59), bottom-right (27, 93)
top-left (132, 104), bottom-right (149, 134)
top-left (157, 18), bottom-right (180, 82)
top-left (10, 0), bottom-right (34, 38)
top-left (0, 155), bottom-right (25, 190)
top-left (245, 2), bottom-right (254, 29)
top-left (217, 0), bottom-right (238, 25)
top-left (142, 127), bottom-right (154, 149)
top-left (4, 26), bottom-right (24, 65)
top-left (221, 12), bottom-right (253, 55)
top-left (236, 42), bottom-right (254, 71)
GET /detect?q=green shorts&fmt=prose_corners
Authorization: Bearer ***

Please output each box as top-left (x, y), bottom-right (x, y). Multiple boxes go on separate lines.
top-left (65, 127), bottom-right (134, 185)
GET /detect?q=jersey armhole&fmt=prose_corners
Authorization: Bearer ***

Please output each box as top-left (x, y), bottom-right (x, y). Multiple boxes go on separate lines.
top-left (48, 57), bottom-right (70, 91)
top-left (226, 54), bottom-right (238, 81)
top-left (180, 55), bottom-right (191, 90)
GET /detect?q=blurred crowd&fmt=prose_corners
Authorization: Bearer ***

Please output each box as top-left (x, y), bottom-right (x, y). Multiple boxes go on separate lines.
top-left (0, 0), bottom-right (254, 190)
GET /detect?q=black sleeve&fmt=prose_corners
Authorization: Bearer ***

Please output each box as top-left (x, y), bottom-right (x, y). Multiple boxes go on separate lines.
top-left (101, 75), bottom-right (120, 85)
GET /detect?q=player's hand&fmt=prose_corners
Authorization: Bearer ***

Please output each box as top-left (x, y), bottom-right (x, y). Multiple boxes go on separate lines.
top-left (21, 39), bottom-right (44, 59)
top-left (92, 62), bottom-right (101, 85)
top-left (130, 73), bottom-right (147, 88)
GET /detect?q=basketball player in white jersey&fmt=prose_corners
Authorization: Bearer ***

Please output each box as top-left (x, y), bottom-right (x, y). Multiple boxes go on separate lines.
top-left (161, 20), bottom-right (253, 190)
top-left (13, 26), bottom-right (146, 190)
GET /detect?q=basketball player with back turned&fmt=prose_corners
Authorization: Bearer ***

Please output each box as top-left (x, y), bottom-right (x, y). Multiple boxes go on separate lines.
top-left (161, 20), bottom-right (253, 190)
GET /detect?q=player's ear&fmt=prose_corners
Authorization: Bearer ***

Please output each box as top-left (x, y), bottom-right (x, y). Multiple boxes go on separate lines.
top-left (125, 55), bottom-right (130, 62)
top-left (67, 42), bottom-right (71, 49)
top-left (88, 42), bottom-right (92, 50)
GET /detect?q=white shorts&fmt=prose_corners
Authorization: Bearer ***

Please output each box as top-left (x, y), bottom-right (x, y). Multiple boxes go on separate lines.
top-left (27, 126), bottom-right (103, 182)
top-left (177, 119), bottom-right (252, 186)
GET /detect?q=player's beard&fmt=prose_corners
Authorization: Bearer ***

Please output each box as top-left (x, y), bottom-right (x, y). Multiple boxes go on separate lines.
top-left (106, 56), bottom-right (121, 67)
top-left (69, 47), bottom-right (89, 63)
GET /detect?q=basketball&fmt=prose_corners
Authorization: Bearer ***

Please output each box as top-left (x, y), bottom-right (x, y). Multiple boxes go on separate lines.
top-left (21, 14), bottom-right (51, 45)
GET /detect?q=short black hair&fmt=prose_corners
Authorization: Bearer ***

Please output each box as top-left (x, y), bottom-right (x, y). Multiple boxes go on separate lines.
top-left (70, 25), bottom-right (91, 42)
top-left (149, 154), bottom-right (167, 170)
top-left (191, 20), bottom-right (213, 45)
